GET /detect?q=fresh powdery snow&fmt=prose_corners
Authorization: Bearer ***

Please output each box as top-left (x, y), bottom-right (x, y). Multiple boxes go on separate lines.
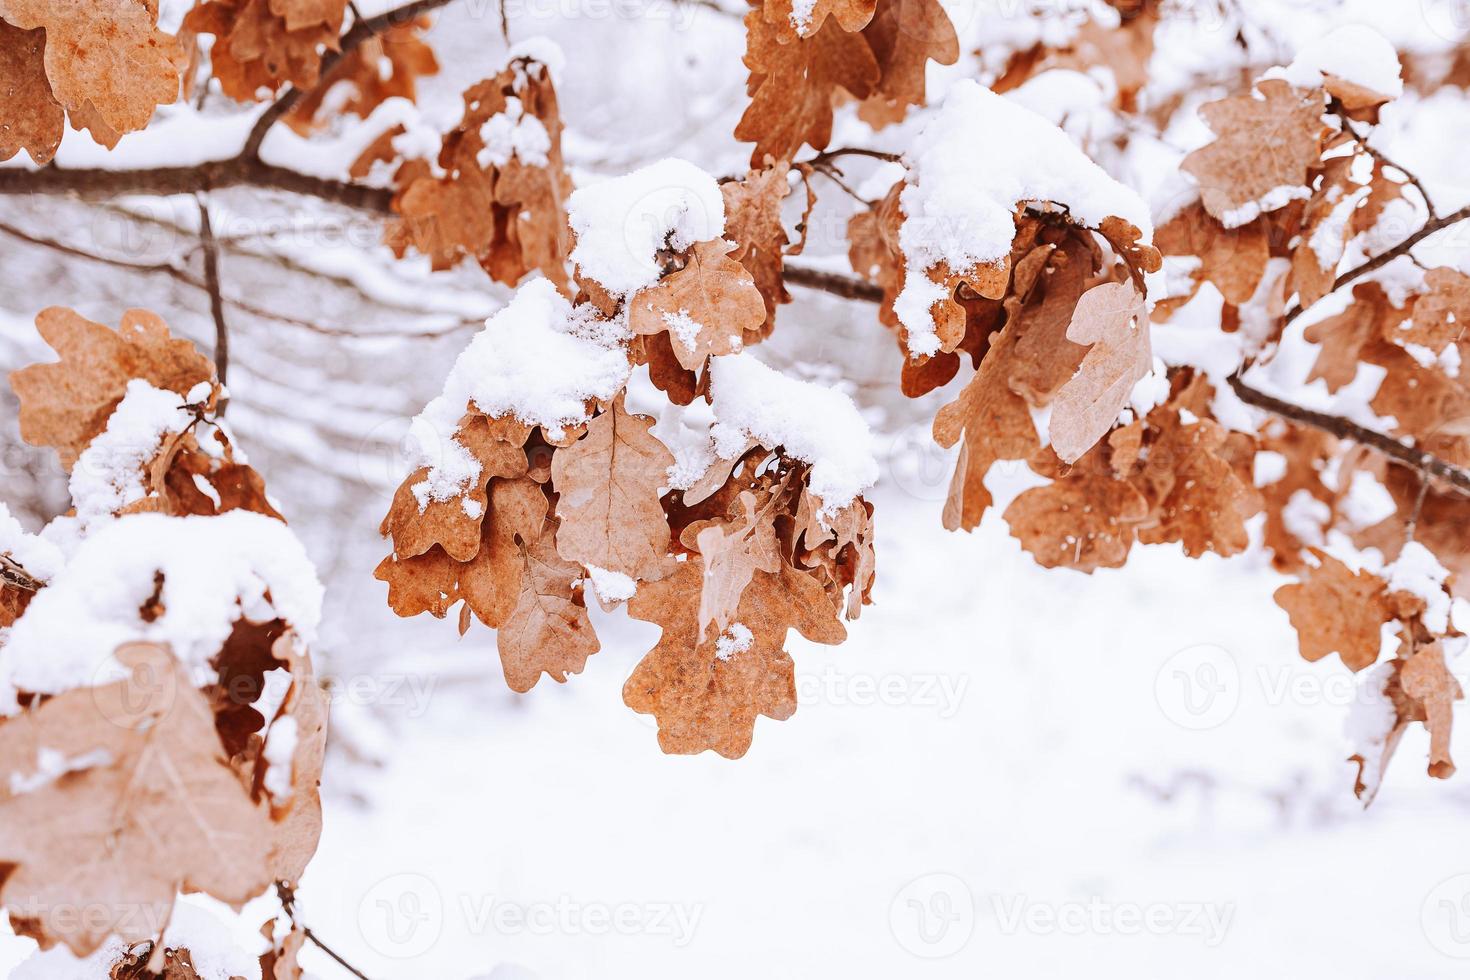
top-left (68, 380), bottom-right (193, 531)
top-left (586, 564), bottom-right (638, 603)
top-left (895, 80), bottom-right (1154, 356)
top-left (1385, 541), bottom-right (1452, 634)
top-left (567, 158), bottom-right (725, 298)
top-left (475, 96), bottom-right (552, 169)
top-left (0, 512), bottom-right (323, 712)
top-left (708, 354), bottom-right (878, 513)
top-left (1276, 24), bottom-right (1404, 98)
top-left (408, 278), bottom-right (631, 503)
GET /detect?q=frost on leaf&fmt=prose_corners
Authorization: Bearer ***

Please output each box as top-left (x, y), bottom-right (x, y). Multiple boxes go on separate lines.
top-left (1180, 79), bottom-right (1327, 228)
top-left (10, 307), bottom-right (215, 471)
top-left (382, 53), bottom-right (572, 290)
top-left (0, 0), bottom-right (181, 153)
top-left (185, 0), bottom-right (347, 100)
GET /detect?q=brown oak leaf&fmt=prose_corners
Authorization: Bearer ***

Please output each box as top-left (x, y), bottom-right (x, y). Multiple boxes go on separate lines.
top-left (10, 307), bottom-right (215, 471)
top-left (0, 20), bottom-right (62, 162)
top-left (624, 559), bottom-right (845, 758)
top-left (1273, 550), bottom-right (1392, 671)
top-left (856, 0), bottom-right (958, 127)
top-left (0, 644), bottom-right (275, 955)
top-left (550, 397), bottom-right (674, 580)
top-left (1050, 283), bottom-right (1151, 464)
top-left (1181, 79), bottom-right (1326, 228)
top-left (627, 240), bottom-right (768, 372)
top-left (496, 519), bottom-right (600, 692)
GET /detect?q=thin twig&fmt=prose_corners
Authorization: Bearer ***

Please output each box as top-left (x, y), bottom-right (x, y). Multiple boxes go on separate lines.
top-left (1285, 201), bottom-right (1470, 326)
top-left (783, 264), bottom-right (885, 303)
top-left (196, 197), bottom-right (230, 389)
top-left (276, 881), bottom-right (375, 980)
top-left (1226, 371), bottom-right (1470, 498)
top-left (803, 147), bottom-right (902, 167)
top-left (1331, 104), bottom-right (1437, 219)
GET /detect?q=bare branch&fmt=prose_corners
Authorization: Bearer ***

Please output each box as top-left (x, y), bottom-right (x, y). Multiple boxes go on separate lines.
top-left (196, 198), bottom-right (230, 389)
top-left (783, 264), bottom-right (885, 303)
top-left (1227, 372), bottom-right (1470, 498)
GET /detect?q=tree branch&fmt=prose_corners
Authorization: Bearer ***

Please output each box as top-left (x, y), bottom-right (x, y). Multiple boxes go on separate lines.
top-left (196, 198), bottom-right (230, 389)
top-left (1285, 200), bottom-right (1470, 326)
top-left (783, 264), bottom-right (885, 303)
top-left (1227, 372), bottom-right (1470, 497)
top-left (0, 158), bottom-right (394, 212)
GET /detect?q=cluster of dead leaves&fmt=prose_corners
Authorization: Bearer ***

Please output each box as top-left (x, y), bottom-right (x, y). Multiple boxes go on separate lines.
top-left (381, 236), bottom-right (875, 754)
top-left (736, 0), bottom-right (959, 163)
top-left (997, 369), bottom-right (1257, 572)
top-left (377, 382), bottom-right (875, 756)
top-left (1274, 547), bottom-right (1463, 801)
top-left (286, 16), bottom-right (439, 133)
top-left (0, 312), bottom-right (327, 958)
top-left (0, 0), bottom-right (183, 162)
top-left (1158, 73), bottom-right (1411, 338)
top-left (991, 0), bottom-right (1161, 111)
top-left (185, 0), bottom-right (348, 100)
top-left (360, 54), bottom-right (574, 291)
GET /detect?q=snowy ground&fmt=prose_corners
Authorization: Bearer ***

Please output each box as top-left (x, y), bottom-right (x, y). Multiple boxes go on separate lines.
top-left (265, 479), bottom-right (1470, 979)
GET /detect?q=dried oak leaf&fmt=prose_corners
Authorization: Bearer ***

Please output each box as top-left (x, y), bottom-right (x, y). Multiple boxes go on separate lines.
top-left (0, 20), bottom-right (62, 162)
top-left (1273, 550), bottom-right (1392, 671)
top-left (550, 397), bottom-right (674, 581)
top-left (1181, 79), bottom-right (1326, 228)
top-left (1050, 282), bottom-right (1151, 464)
top-left (258, 920), bottom-right (306, 980)
top-left (0, 0), bottom-right (181, 149)
top-left (496, 518), bottom-right (600, 692)
top-left (624, 559), bottom-right (845, 758)
top-left (1404, 267), bottom-right (1470, 354)
top-left (1399, 641), bottom-right (1462, 779)
top-left (736, 8), bottom-right (879, 164)
top-left (1154, 201), bottom-right (1269, 307)
top-left (1132, 409), bottom-right (1252, 558)
top-left (1005, 230), bottom-right (1096, 407)
top-left (185, 0), bottom-right (346, 100)
top-left (1004, 446), bottom-right (1148, 573)
top-left (380, 414), bottom-right (530, 562)
top-left (1303, 283), bottom-right (1396, 392)
top-left (932, 322), bottom-right (1039, 531)
top-left (286, 17), bottom-right (438, 132)
top-left (722, 160), bottom-right (802, 337)
top-left (856, 0), bottom-right (958, 127)
top-left (460, 476), bottom-right (548, 630)
top-left (0, 644), bottom-right (275, 956)
top-left (692, 490), bottom-right (781, 638)
top-left (628, 241), bottom-right (767, 372)
top-left (10, 307), bottom-right (215, 471)
top-left (388, 58), bottom-right (573, 290)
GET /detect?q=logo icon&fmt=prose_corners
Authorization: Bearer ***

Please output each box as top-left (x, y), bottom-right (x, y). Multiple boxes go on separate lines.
top-left (1154, 643), bottom-right (1240, 729)
top-left (358, 872), bottom-right (444, 959)
top-left (889, 873), bottom-right (974, 958)
top-left (1423, 874), bottom-right (1470, 958)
